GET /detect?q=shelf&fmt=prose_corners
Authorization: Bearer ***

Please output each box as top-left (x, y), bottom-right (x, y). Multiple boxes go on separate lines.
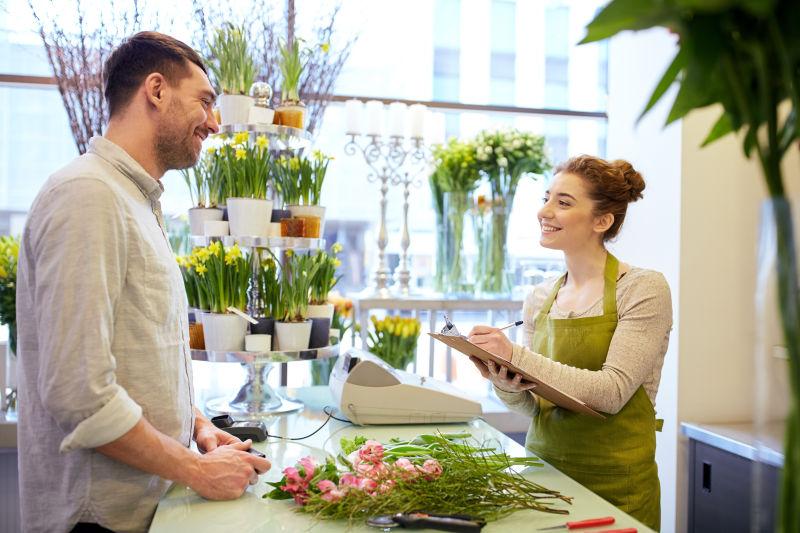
top-left (190, 341), bottom-right (340, 364)
top-left (218, 123), bottom-right (312, 151)
top-left (190, 235), bottom-right (326, 250)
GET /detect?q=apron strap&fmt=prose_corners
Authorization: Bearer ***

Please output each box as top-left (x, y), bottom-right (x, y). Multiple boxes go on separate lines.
top-left (603, 253), bottom-right (619, 316)
top-left (656, 418), bottom-right (664, 432)
top-left (538, 274), bottom-right (565, 316)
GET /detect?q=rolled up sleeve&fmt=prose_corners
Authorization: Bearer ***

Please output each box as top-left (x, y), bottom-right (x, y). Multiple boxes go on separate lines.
top-left (27, 178), bottom-right (142, 452)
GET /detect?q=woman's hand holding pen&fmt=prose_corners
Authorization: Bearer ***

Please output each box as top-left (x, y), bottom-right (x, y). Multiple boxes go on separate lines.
top-left (468, 325), bottom-right (535, 393)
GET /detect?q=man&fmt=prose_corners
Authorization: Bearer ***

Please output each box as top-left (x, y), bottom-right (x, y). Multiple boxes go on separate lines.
top-left (16, 31), bottom-right (271, 533)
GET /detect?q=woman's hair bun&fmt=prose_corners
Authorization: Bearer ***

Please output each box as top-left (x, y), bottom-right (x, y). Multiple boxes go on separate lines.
top-left (611, 159), bottom-right (645, 202)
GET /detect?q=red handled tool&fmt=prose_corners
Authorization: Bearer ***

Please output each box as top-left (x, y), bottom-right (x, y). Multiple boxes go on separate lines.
top-left (539, 516), bottom-right (616, 530)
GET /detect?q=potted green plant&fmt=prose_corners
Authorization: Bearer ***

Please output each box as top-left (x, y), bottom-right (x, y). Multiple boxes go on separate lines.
top-left (207, 23), bottom-right (258, 126)
top-left (275, 38), bottom-right (311, 129)
top-left (307, 244), bottom-right (343, 348)
top-left (182, 149), bottom-right (224, 235)
top-left (287, 150), bottom-right (333, 238)
top-left (582, 1), bottom-right (800, 528)
top-left (251, 254), bottom-right (280, 341)
top-left (0, 236), bottom-right (19, 413)
top-left (192, 242), bottom-right (251, 352)
top-left (274, 250), bottom-right (320, 351)
top-left (220, 132), bottom-right (273, 238)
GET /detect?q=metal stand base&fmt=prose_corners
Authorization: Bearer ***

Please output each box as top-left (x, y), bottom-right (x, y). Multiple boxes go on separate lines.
top-left (205, 361), bottom-right (304, 419)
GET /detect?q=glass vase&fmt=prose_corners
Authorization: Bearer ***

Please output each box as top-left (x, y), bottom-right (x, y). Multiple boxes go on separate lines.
top-left (442, 191), bottom-right (470, 295)
top-left (753, 198), bottom-right (799, 532)
top-left (433, 210), bottom-right (447, 293)
top-left (479, 196), bottom-right (513, 295)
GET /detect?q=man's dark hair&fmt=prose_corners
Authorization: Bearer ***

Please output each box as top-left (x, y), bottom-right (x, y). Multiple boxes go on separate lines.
top-left (103, 31), bottom-right (207, 117)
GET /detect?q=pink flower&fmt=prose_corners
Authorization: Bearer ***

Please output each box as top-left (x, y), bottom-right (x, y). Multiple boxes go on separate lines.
top-left (362, 461), bottom-right (390, 480)
top-left (317, 479), bottom-right (345, 503)
top-left (357, 440), bottom-right (384, 464)
top-left (359, 477), bottom-right (378, 494)
top-left (281, 467), bottom-right (305, 490)
top-left (421, 459), bottom-right (443, 480)
top-left (298, 456), bottom-right (317, 481)
top-left (378, 479), bottom-right (396, 494)
top-left (339, 472), bottom-right (361, 490)
top-left (393, 458), bottom-right (419, 479)
top-left (292, 492), bottom-right (309, 505)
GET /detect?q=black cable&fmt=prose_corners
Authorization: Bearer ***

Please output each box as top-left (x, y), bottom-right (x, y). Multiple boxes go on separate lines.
top-left (266, 405), bottom-right (351, 441)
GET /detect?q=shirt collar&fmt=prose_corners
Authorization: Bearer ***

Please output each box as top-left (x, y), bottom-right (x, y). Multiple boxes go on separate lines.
top-left (87, 136), bottom-right (164, 202)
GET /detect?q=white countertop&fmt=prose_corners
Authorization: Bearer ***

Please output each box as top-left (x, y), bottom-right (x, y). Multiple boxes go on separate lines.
top-left (681, 421), bottom-right (785, 468)
top-left (151, 385), bottom-right (654, 533)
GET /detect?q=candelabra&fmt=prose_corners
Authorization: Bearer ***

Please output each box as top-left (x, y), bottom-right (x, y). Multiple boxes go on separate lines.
top-left (344, 133), bottom-right (427, 297)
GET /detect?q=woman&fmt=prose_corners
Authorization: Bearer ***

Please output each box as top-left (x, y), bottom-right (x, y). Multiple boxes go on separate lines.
top-left (468, 155), bottom-right (671, 531)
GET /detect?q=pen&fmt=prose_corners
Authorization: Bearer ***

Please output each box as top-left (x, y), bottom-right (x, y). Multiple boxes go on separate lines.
top-left (497, 320), bottom-right (523, 332)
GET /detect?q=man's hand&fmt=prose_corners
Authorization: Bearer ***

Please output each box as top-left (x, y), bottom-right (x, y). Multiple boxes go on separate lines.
top-left (467, 325), bottom-right (513, 360)
top-left (186, 439), bottom-right (272, 500)
top-left (194, 415), bottom-right (240, 453)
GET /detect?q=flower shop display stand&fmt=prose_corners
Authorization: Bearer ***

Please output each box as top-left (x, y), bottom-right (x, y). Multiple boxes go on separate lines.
top-left (219, 123), bottom-right (313, 151)
top-left (191, 341), bottom-right (340, 419)
top-left (149, 386), bottom-right (653, 532)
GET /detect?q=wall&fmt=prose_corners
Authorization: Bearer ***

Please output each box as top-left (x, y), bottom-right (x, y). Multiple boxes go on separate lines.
top-left (606, 27), bottom-right (681, 533)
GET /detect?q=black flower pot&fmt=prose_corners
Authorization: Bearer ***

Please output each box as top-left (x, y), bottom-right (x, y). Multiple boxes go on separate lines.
top-left (271, 208), bottom-right (292, 223)
top-left (308, 317), bottom-right (331, 349)
top-left (250, 317), bottom-right (275, 337)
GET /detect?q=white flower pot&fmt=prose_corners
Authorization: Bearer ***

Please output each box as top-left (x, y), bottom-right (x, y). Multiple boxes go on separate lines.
top-left (201, 312), bottom-right (248, 352)
top-left (188, 207), bottom-right (223, 236)
top-left (227, 198), bottom-right (273, 238)
top-left (219, 94), bottom-right (254, 126)
top-left (306, 303), bottom-right (334, 320)
top-left (274, 320), bottom-right (312, 351)
top-left (248, 106), bottom-right (275, 125)
top-left (288, 205), bottom-right (326, 237)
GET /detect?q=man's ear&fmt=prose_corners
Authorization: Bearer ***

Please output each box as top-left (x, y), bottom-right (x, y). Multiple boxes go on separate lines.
top-left (594, 212), bottom-right (614, 234)
top-left (143, 72), bottom-right (168, 109)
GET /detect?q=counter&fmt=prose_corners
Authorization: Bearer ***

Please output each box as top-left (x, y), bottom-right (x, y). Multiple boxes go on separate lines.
top-left (151, 385), bottom-right (654, 532)
top-left (680, 421), bottom-right (785, 468)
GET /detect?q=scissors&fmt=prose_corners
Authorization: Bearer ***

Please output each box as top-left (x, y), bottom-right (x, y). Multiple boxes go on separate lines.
top-left (367, 512), bottom-right (485, 532)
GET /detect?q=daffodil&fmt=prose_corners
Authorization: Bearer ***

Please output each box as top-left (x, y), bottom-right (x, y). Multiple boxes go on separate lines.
top-left (233, 131), bottom-right (250, 145)
top-left (331, 242), bottom-right (343, 254)
top-left (235, 148), bottom-right (247, 160)
top-left (255, 135), bottom-right (269, 150)
top-left (320, 42), bottom-right (330, 53)
top-left (195, 263), bottom-right (208, 276)
top-left (208, 241), bottom-right (222, 256)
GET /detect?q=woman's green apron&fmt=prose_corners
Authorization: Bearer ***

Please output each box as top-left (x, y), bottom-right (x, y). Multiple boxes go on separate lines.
top-left (526, 253), bottom-right (661, 531)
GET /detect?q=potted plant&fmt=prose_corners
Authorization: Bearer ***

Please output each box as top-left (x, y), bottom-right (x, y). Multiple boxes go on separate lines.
top-left (192, 242), bottom-right (251, 352)
top-left (251, 254), bottom-right (280, 342)
top-left (207, 23), bottom-right (258, 126)
top-left (473, 128), bottom-right (550, 295)
top-left (220, 132), bottom-right (273, 238)
top-left (583, 1), bottom-right (800, 528)
top-left (274, 250), bottom-right (320, 351)
top-left (0, 236), bottom-right (19, 413)
top-left (273, 151), bottom-right (332, 238)
top-left (275, 38), bottom-right (310, 129)
top-left (182, 149), bottom-right (224, 235)
top-left (307, 244), bottom-right (343, 348)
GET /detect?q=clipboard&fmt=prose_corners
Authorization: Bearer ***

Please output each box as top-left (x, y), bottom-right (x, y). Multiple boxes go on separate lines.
top-left (429, 333), bottom-right (605, 419)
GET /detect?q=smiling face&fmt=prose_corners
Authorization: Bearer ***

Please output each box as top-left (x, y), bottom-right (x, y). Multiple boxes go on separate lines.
top-left (154, 61), bottom-right (219, 171)
top-left (537, 172), bottom-right (612, 252)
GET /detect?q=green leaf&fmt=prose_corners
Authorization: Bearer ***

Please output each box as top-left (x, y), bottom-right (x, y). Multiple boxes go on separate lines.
top-left (580, 0), bottom-right (676, 44)
top-left (701, 112), bottom-right (736, 146)
top-left (665, 70), bottom-right (716, 125)
top-left (639, 48), bottom-right (687, 122)
top-left (743, 124), bottom-right (759, 157)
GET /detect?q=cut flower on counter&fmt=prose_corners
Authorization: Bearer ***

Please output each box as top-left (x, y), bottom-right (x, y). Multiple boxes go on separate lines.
top-left (265, 432), bottom-right (571, 524)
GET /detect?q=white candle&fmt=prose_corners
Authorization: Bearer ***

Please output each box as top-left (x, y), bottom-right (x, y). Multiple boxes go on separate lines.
top-left (409, 103), bottom-right (426, 138)
top-left (245, 334), bottom-right (271, 352)
top-left (365, 100), bottom-right (384, 136)
top-left (344, 99), bottom-right (363, 135)
top-left (388, 102), bottom-right (407, 137)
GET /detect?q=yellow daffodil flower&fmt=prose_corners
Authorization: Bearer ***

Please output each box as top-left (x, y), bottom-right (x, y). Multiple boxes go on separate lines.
top-left (320, 42), bottom-right (330, 53)
top-left (235, 148), bottom-right (247, 160)
top-left (331, 242), bottom-right (343, 254)
top-left (195, 263), bottom-right (208, 276)
top-left (234, 131), bottom-right (250, 145)
top-left (255, 135), bottom-right (269, 150)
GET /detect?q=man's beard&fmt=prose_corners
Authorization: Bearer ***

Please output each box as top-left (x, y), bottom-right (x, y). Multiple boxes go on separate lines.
top-left (154, 102), bottom-right (200, 171)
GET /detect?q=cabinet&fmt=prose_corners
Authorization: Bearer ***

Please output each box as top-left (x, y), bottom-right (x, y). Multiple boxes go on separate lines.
top-left (685, 424), bottom-right (782, 533)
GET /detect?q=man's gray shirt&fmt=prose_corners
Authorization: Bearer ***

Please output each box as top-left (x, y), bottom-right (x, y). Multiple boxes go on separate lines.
top-left (17, 136), bottom-right (194, 532)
